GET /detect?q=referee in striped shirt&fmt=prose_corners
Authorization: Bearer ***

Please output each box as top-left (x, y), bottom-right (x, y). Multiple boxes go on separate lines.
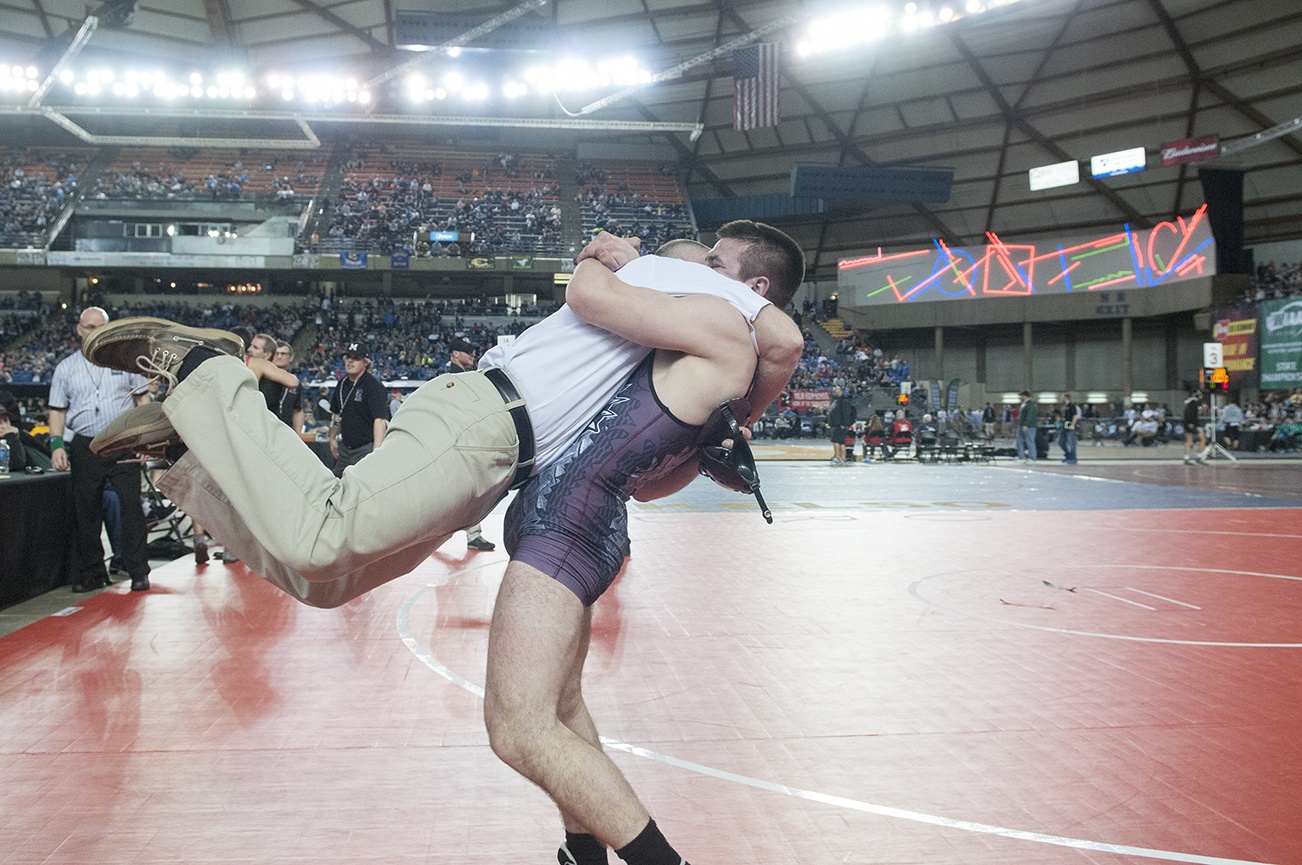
top-left (48, 307), bottom-right (153, 592)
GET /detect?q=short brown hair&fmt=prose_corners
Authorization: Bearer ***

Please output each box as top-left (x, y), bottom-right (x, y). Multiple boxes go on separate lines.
top-left (251, 332), bottom-right (278, 357)
top-left (715, 220), bottom-right (805, 309)
top-left (655, 238), bottom-right (709, 262)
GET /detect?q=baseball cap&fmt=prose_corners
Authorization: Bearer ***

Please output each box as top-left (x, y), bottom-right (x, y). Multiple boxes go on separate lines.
top-left (343, 341), bottom-right (369, 358)
top-left (449, 339), bottom-right (476, 354)
top-left (0, 389), bottom-right (17, 420)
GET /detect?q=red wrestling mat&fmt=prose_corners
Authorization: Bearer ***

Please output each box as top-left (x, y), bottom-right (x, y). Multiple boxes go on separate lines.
top-left (2, 506), bottom-right (1299, 865)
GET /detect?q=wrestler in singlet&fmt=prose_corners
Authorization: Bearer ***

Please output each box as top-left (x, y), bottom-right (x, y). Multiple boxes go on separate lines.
top-left (504, 353), bottom-right (702, 606)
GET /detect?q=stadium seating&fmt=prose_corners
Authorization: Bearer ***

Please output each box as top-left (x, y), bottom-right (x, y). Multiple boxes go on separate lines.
top-left (575, 160), bottom-right (694, 254)
top-left (317, 143), bottom-right (562, 257)
top-left (93, 146), bottom-right (329, 202)
top-left (0, 147), bottom-right (90, 247)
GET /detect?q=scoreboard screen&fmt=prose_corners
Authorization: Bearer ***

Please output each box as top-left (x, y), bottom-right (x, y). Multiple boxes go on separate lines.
top-left (1200, 367), bottom-right (1230, 391)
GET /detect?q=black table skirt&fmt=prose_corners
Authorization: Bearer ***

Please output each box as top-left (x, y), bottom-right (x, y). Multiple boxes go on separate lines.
top-left (0, 472), bottom-right (75, 608)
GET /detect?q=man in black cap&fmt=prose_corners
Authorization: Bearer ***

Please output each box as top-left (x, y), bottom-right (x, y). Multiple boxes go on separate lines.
top-left (328, 341), bottom-right (389, 477)
top-left (446, 337), bottom-right (496, 551)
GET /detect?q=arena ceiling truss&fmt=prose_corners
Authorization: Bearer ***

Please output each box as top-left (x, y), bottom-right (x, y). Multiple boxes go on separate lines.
top-left (1, 0), bottom-right (1299, 281)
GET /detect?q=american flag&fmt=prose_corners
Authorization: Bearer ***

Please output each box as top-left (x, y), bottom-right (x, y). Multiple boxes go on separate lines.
top-left (733, 42), bottom-right (780, 131)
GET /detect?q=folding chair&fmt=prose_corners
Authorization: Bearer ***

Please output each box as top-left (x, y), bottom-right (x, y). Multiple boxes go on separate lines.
top-left (142, 459), bottom-right (192, 545)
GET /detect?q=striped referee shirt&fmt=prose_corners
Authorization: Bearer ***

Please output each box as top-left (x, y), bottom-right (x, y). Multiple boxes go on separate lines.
top-left (47, 350), bottom-right (148, 440)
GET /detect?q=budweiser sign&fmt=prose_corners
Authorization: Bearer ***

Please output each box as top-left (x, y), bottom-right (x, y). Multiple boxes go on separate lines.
top-left (1160, 135), bottom-right (1220, 166)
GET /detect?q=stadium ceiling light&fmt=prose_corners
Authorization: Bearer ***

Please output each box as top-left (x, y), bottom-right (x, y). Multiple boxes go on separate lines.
top-left (796, 0), bottom-right (1020, 58)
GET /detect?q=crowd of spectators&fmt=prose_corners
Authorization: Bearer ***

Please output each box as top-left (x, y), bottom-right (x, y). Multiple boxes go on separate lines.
top-left (2, 143), bottom-right (702, 262)
top-left (0, 149), bottom-right (83, 247)
top-left (0, 298), bottom-right (308, 386)
top-left (0, 294), bottom-right (66, 385)
top-left (297, 295), bottom-right (550, 384)
top-left (748, 321), bottom-right (930, 441)
top-left (7, 264), bottom-right (1302, 458)
top-left (315, 148), bottom-right (563, 257)
top-left (1234, 260), bottom-right (1302, 306)
top-left (92, 147), bottom-right (324, 202)
top-left (1213, 391), bottom-right (1302, 452)
top-left (320, 181), bottom-right (562, 258)
top-left (575, 161), bottom-right (694, 255)
top-left (0, 291), bottom-right (567, 394)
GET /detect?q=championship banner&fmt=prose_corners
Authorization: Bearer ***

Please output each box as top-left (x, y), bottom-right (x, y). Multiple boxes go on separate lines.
top-left (390, 248), bottom-right (410, 269)
top-left (511, 256), bottom-right (533, 271)
top-left (340, 251), bottom-right (367, 269)
top-left (1211, 307), bottom-right (1259, 389)
top-left (784, 389), bottom-right (832, 412)
top-left (1259, 297), bottom-right (1302, 390)
top-left (467, 256), bottom-right (496, 270)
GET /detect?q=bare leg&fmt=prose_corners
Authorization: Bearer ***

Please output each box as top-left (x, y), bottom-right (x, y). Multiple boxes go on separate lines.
top-left (555, 604), bottom-right (604, 836)
top-left (485, 561), bottom-right (650, 848)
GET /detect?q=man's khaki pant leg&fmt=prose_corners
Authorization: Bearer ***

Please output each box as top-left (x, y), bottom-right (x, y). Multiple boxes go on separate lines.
top-left (158, 357), bottom-right (518, 603)
top-left (161, 455), bottom-right (445, 607)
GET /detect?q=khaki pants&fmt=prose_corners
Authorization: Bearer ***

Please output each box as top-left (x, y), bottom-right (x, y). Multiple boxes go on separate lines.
top-left (158, 356), bottom-right (520, 607)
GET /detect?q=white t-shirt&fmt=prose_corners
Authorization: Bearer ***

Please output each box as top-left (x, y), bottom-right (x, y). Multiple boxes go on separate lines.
top-left (481, 256), bottom-right (770, 472)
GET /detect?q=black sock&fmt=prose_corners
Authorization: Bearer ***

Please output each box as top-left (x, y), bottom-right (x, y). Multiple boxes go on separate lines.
top-left (559, 831), bottom-right (608, 865)
top-left (175, 346), bottom-right (221, 385)
top-left (615, 819), bottom-right (686, 865)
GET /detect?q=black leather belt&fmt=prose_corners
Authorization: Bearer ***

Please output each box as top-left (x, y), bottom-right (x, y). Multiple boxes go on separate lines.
top-left (483, 367), bottom-right (535, 490)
